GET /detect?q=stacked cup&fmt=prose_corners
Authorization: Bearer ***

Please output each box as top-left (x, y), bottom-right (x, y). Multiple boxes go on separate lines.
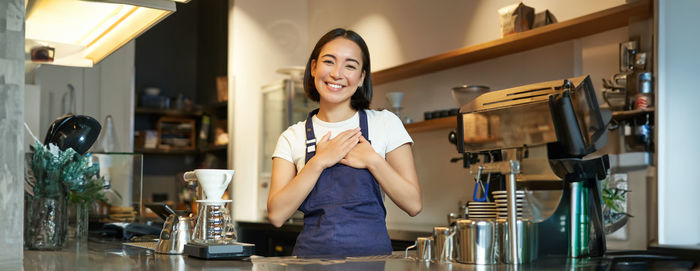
top-left (493, 190), bottom-right (529, 219)
top-left (466, 201), bottom-right (497, 220)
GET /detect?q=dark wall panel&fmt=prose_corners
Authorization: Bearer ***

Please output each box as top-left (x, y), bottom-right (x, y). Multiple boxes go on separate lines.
top-left (136, 2), bottom-right (199, 103)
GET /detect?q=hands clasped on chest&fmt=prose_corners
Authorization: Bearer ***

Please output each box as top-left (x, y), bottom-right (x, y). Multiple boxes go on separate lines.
top-left (312, 127), bottom-right (381, 170)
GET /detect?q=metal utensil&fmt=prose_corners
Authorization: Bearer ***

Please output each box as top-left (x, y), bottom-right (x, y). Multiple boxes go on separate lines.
top-left (156, 215), bottom-right (194, 254)
top-left (406, 237), bottom-right (433, 261)
top-left (496, 218), bottom-right (538, 264)
top-left (473, 166), bottom-right (491, 202)
top-left (163, 204), bottom-right (176, 216)
top-left (455, 219), bottom-right (497, 264)
top-left (433, 227), bottom-right (454, 262)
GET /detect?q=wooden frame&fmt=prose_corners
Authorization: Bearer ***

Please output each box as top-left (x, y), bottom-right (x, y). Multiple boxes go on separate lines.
top-left (156, 117), bottom-right (196, 150)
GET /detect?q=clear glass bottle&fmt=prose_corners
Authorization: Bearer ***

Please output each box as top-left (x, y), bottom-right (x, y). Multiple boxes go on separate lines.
top-left (93, 115), bottom-right (120, 152)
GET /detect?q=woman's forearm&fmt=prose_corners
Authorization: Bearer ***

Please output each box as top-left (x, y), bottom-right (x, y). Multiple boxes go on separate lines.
top-left (366, 146), bottom-right (422, 216)
top-left (267, 157), bottom-right (325, 227)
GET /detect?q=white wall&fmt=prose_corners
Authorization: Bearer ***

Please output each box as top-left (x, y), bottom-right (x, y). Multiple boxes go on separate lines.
top-left (32, 41), bottom-right (135, 152)
top-left (228, 0), bottom-right (309, 221)
top-left (308, 0), bottom-right (624, 71)
top-left (656, 0), bottom-right (700, 246)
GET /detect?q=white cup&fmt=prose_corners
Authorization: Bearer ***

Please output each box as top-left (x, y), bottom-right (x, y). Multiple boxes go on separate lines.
top-left (183, 169), bottom-right (234, 200)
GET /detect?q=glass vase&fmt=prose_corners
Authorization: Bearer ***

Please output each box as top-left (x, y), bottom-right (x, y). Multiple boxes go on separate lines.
top-left (66, 201), bottom-right (90, 253)
top-left (24, 195), bottom-right (67, 250)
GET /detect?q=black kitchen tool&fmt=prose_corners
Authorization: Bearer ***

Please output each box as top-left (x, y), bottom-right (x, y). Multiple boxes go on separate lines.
top-left (44, 114), bottom-right (101, 155)
top-left (145, 203), bottom-right (175, 221)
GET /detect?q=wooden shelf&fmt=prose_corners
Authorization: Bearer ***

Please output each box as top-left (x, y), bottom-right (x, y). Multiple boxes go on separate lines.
top-left (611, 107), bottom-right (654, 121)
top-left (405, 116), bottom-right (457, 133)
top-left (134, 144), bottom-right (229, 155)
top-left (371, 0), bottom-right (651, 85)
top-left (199, 144), bottom-right (228, 152)
top-left (135, 107), bottom-right (203, 117)
top-left (134, 147), bottom-right (198, 155)
top-left (209, 101), bottom-right (228, 109)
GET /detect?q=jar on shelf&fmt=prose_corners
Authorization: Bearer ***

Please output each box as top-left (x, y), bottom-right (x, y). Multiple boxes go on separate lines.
top-left (633, 72), bottom-right (653, 110)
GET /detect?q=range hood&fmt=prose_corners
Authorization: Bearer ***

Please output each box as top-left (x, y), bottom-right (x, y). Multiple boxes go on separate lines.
top-left (25, 0), bottom-right (190, 67)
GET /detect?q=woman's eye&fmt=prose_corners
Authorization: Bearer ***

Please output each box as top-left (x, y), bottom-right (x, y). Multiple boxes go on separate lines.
top-left (323, 60), bottom-right (334, 65)
top-left (346, 65), bottom-right (357, 70)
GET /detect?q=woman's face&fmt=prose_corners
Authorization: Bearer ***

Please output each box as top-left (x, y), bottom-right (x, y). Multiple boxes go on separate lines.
top-left (311, 37), bottom-right (366, 107)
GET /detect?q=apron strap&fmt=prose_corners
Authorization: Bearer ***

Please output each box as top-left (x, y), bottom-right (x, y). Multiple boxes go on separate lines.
top-left (358, 109), bottom-right (369, 140)
top-left (304, 109), bottom-right (320, 163)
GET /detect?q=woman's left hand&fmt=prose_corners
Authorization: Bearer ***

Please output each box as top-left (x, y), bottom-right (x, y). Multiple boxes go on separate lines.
top-left (341, 136), bottom-right (380, 169)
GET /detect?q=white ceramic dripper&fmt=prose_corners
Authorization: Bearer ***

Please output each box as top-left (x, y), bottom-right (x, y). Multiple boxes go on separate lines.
top-left (386, 92), bottom-right (404, 111)
top-left (183, 169), bottom-right (234, 200)
top-left (386, 92), bottom-right (405, 118)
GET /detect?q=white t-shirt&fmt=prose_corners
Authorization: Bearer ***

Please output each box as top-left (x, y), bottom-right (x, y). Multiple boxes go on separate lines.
top-left (272, 109), bottom-right (413, 173)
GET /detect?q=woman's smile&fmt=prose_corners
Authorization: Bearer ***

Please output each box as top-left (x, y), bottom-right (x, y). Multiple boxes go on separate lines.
top-left (325, 82), bottom-right (346, 91)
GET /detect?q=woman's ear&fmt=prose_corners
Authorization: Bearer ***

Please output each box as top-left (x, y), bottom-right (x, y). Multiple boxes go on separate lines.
top-left (359, 70), bottom-right (366, 87)
top-left (310, 59), bottom-right (317, 78)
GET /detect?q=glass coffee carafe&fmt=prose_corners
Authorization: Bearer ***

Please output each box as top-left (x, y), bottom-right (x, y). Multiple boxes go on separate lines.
top-left (192, 200), bottom-right (236, 243)
top-left (183, 169), bottom-right (237, 244)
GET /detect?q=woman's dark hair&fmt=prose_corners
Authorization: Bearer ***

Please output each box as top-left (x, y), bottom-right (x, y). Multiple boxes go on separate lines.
top-left (304, 28), bottom-right (372, 110)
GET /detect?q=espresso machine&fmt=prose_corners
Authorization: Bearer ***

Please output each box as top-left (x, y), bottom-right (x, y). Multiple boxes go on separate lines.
top-left (451, 75), bottom-right (611, 262)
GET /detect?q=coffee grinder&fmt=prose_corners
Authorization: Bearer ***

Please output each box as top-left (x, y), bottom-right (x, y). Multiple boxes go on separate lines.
top-left (182, 169), bottom-right (255, 259)
top-left (451, 75), bottom-right (611, 262)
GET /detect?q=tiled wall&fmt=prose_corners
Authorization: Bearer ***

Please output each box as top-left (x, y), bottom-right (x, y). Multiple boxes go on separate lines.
top-left (0, 0), bottom-right (25, 268)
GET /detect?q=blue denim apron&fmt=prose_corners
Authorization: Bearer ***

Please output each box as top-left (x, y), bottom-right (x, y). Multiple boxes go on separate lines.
top-left (293, 109), bottom-right (392, 257)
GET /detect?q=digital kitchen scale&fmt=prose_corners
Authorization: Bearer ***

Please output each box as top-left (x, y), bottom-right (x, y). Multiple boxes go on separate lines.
top-left (183, 242), bottom-right (255, 259)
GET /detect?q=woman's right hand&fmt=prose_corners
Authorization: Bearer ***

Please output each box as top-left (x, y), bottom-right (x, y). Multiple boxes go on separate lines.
top-left (311, 127), bottom-right (362, 169)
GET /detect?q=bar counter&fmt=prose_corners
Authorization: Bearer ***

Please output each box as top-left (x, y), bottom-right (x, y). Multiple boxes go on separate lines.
top-left (24, 237), bottom-right (697, 271)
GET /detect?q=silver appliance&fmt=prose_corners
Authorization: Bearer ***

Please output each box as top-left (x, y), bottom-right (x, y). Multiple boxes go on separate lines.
top-left (156, 213), bottom-right (194, 254)
top-left (451, 75), bottom-right (611, 262)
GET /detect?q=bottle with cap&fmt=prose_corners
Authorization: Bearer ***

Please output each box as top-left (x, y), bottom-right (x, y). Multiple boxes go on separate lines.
top-left (633, 72), bottom-right (653, 110)
top-left (626, 72), bottom-right (654, 152)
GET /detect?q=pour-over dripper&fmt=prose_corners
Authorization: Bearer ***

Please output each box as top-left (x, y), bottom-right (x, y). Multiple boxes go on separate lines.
top-left (386, 92), bottom-right (404, 110)
top-left (386, 92), bottom-right (405, 118)
top-left (183, 169), bottom-right (234, 200)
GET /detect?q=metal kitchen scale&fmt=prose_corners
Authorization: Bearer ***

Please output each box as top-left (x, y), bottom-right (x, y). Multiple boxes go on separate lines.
top-left (183, 242), bottom-right (255, 260)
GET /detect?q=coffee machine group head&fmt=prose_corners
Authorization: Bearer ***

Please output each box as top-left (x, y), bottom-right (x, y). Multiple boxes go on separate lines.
top-left (452, 75), bottom-right (611, 261)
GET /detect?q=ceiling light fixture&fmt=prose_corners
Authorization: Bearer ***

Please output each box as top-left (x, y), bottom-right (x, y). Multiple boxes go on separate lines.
top-left (25, 0), bottom-right (189, 67)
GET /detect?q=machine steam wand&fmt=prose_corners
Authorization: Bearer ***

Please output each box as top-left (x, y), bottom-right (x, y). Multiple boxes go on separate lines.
top-left (468, 148), bottom-right (523, 264)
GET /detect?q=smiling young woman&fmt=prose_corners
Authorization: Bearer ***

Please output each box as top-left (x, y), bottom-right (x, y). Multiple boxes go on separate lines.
top-left (310, 37), bottom-right (366, 118)
top-left (266, 28), bottom-right (422, 257)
